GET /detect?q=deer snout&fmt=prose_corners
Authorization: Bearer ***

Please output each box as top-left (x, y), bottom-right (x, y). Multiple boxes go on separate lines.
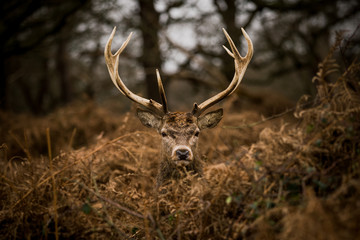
top-left (172, 145), bottom-right (193, 162)
top-left (176, 149), bottom-right (189, 160)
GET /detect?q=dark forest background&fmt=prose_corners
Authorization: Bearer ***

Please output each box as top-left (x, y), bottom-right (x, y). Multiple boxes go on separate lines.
top-left (1, 0), bottom-right (359, 115)
top-left (1, 1), bottom-right (360, 239)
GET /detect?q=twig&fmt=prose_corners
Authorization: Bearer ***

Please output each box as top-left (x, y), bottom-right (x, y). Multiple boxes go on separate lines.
top-left (75, 180), bottom-right (145, 219)
top-left (23, 130), bottom-right (32, 162)
top-left (47, 128), bottom-right (58, 240)
top-left (78, 180), bottom-right (167, 239)
top-left (85, 198), bottom-right (133, 240)
top-left (91, 175), bottom-right (134, 240)
top-left (222, 86), bottom-right (347, 130)
top-left (147, 212), bottom-right (166, 240)
top-left (223, 107), bottom-right (295, 129)
top-left (68, 128), bottom-right (77, 149)
top-left (8, 130), bottom-right (32, 162)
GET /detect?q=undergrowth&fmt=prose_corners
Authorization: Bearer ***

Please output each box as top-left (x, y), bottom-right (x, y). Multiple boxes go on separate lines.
top-left (0, 34), bottom-right (359, 239)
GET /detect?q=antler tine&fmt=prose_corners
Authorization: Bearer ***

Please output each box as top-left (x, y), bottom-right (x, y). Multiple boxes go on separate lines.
top-left (192, 28), bottom-right (253, 116)
top-left (156, 69), bottom-right (169, 114)
top-left (105, 27), bottom-right (132, 95)
top-left (105, 27), bottom-right (166, 116)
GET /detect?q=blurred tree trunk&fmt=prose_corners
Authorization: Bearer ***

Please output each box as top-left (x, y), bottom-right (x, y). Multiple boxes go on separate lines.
top-left (84, 43), bottom-right (101, 100)
top-left (0, 0), bottom-right (88, 113)
top-left (16, 56), bottom-right (49, 114)
top-left (0, 57), bottom-right (7, 109)
top-left (36, 57), bottom-right (50, 112)
top-left (138, 0), bottom-right (161, 102)
top-left (56, 33), bottom-right (72, 105)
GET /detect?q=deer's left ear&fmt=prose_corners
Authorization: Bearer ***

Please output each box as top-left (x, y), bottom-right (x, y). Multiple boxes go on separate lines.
top-left (197, 108), bottom-right (223, 130)
top-left (136, 108), bottom-right (162, 130)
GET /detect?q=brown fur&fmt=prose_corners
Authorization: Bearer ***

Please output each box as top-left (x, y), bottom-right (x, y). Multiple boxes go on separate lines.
top-left (163, 112), bottom-right (195, 127)
top-left (136, 109), bottom-right (223, 187)
top-left (157, 112), bottom-right (201, 186)
top-left (156, 154), bottom-right (203, 187)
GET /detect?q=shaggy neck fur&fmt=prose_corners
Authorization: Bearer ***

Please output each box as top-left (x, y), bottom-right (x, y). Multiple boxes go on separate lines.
top-left (156, 152), bottom-right (203, 187)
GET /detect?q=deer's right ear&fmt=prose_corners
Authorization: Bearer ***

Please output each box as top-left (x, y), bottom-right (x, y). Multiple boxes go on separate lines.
top-left (197, 108), bottom-right (223, 130)
top-left (136, 109), bottom-right (162, 129)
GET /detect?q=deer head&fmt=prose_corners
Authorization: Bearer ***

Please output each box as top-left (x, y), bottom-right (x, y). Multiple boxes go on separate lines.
top-left (104, 27), bottom-right (253, 184)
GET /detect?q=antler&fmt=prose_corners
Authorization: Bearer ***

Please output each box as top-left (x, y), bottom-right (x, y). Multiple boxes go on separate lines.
top-left (191, 28), bottom-right (253, 116)
top-left (104, 27), bottom-right (168, 116)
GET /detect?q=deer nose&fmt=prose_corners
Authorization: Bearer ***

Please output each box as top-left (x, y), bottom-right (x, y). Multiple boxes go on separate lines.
top-left (176, 149), bottom-right (190, 160)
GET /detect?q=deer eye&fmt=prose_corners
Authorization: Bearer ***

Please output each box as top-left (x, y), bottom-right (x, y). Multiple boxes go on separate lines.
top-left (194, 131), bottom-right (200, 137)
top-left (161, 132), bottom-right (167, 137)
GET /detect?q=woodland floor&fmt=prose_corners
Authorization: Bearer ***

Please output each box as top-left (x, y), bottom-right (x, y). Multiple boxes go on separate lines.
top-left (1, 43), bottom-right (360, 239)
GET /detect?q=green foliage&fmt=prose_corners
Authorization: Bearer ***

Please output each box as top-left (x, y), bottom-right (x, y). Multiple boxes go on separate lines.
top-left (81, 202), bottom-right (92, 215)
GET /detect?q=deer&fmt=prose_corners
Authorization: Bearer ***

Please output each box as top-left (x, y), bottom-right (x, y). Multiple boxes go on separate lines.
top-left (104, 27), bottom-right (253, 187)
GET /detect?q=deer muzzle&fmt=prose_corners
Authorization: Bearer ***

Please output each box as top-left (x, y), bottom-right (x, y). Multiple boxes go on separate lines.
top-left (172, 145), bottom-right (193, 165)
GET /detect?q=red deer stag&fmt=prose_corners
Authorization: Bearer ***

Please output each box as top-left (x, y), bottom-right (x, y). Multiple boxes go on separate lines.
top-left (104, 27), bottom-right (253, 186)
